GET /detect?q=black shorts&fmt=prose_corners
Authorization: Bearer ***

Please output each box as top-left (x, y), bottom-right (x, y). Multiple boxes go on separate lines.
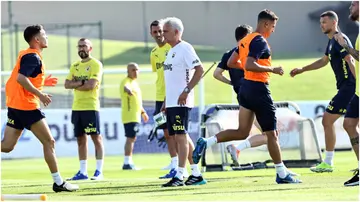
top-left (234, 85), bottom-right (242, 105)
top-left (166, 107), bottom-right (191, 136)
top-left (71, 110), bottom-right (100, 137)
top-left (6, 107), bottom-right (45, 130)
top-left (326, 85), bottom-right (355, 115)
top-left (153, 101), bottom-right (167, 130)
top-left (345, 94), bottom-right (359, 119)
top-left (239, 80), bottom-right (276, 132)
top-left (123, 122), bottom-right (140, 138)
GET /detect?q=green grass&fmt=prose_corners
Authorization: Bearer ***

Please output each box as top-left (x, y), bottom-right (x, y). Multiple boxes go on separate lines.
top-left (1, 152), bottom-right (358, 201)
top-left (1, 32), bottom-right (335, 104)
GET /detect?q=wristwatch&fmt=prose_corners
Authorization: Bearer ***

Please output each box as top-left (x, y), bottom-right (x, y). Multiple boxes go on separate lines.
top-left (183, 87), bottom-right (190, 93)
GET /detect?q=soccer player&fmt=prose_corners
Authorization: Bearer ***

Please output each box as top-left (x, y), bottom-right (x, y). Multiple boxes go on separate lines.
top-left (193, 9), bottom-right (302, 184)
top-left (149, 20), bottom-right (179, 176)
top-left (290, 11), bottom-right (356, 173)
top-left (216, 24), bottom-right (269, 166)
top-left (65, 38), bottom-right (105, 181)
top-left (333, 1), bottom-right (359, 186)
top-left (120, 63), bottom-right (149, 170)
top-left (161, 17), bottom-right (207, 187)
top-left (2, 24), bottom-right (79, 192)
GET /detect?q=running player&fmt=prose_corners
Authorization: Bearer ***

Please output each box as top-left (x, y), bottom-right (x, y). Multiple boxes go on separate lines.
top-left (193, 10), bottom-right (302, 184)
top-left (2, 24), bottom-right (79, 192)
top-left (290, 11), bottom-right (356, 173)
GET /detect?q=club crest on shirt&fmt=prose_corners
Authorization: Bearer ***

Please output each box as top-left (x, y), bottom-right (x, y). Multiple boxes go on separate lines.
top-left (86, 66), bottom-right (90, 71)
top-left (172, 52), bottom-right (176, 58)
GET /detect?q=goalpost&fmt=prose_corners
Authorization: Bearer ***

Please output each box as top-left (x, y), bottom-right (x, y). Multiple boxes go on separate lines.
top-left (200, 101), bottom-right (323, 172)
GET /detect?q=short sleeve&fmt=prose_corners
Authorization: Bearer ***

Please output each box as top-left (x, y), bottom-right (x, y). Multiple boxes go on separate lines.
top-left (184, 43), bottom-right (202, 69)
top-left (18, 53), bottom-right (42, 78)
top-left (248, 35), bottom-right (268, 60)
top-left (217, 52), bottom-right (229, 70)
top-left (90, 61), bottom-right (103, 81)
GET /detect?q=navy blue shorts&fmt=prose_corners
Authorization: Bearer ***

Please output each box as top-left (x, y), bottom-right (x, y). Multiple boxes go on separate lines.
top-left (153, 101), bottom-right (167, 130)
top-left (71, 110), bottom-right (100, 137)
top-left (326, 85), bottom-right (355, 115)
top-left (345, 94), bottom-right (359, 118)
top-left (239, 80), bottom-right (276, 132)
top-left (166, 107), bottom-right (191, 136)
top-left (123, 122), bottom-right (140, 138)
top-left (6, 107), bottom-right (45, 130)
top-left (234, 85), bottom-right (242, 105)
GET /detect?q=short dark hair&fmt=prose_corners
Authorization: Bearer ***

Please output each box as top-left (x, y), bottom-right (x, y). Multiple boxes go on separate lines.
top-left (320, 11), bottom-right (339, 21)
top-left (235, 24), bottom-right (253, 41)
top-left (258, 9), bottom-right (279, 22)
top-left (23, 24), bottom-right (43, 44)
top-left (150, 20), bottom-right (161, 30)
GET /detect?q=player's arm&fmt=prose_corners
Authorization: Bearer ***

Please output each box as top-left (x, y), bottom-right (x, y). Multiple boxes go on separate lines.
top-left (64, 65), bottom-right (82, 89)
top-left (245, 36), bottom-right (276, 72)
top-left (213, 68), bottom-right (231, 85)
top-left (343, 46), bottom-right (359, 61)
top-left (301, 55), bottom-right (329, 72)
top-left (76, 63), bottom-right (103, 91)
top-left (227, 48), bottom-right (241, 68)
top-left (17, 54), bottom-right (51, 105)
top-left (345, 55), bottom-right (357, 78)
top-left (124, 84), bottom-right (133, 95)
top-left (334, 33), bottom-right (359, 61)
top-left (213, 52), bottom-right (231, 85)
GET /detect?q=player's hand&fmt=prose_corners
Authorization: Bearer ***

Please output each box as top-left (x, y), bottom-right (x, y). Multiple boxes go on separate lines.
top-left (272, 66), bottom-right (284, 76)
top-left (290, 68), bottom-right (304, 77)
top-left (333, 33), bottom-right (347, 48)
top-left (39, 93), bottom-right (52, 107)
top-left (142, 112), bottom-right (149, 123)
top-left (178, 92), bottom-right (188, 106)
top-left (44, 74), bottom-right (58, 86)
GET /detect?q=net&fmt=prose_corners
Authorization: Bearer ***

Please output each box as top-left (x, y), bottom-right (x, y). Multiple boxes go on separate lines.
top-left (201, 102), bottom-right (323, 172)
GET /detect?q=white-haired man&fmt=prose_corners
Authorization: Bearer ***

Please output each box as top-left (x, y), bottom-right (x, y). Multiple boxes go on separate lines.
top-left (161, 17), bottom-right (207, 187)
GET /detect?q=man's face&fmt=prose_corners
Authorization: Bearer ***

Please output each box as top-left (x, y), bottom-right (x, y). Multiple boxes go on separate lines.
top-left (163, 23), bottom-right (177, 44)
top-left (150, 25), bottom-right (164, 44)
top-left (320, 16), bottom-right (335, 34)
top-left (263, 20), bottom-right (277, 38)
top-left (349, 1), bottom-right (359, 21)
top-left (128, 66), bottom-right (139, 79)
top-left (35, 29), bottom-right (48, 48)
top-left (77, 40), bottom-right (91, 59)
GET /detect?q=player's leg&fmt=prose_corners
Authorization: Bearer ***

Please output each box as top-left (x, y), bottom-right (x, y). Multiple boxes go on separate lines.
top-left (311, 89), bottom-right (353, 172)
top-left (343, 95), bottom-right (359, 186)
top-left (1, 108), bottom-right (24, 153)
top-left (89, 111), bottom-right (104, 180)
top-left (68, 111), bottom-right (88, 180)
top-left (28, 111), bottom-right (78, 192)
top-left (254, 94), bottom-right (301, 184)
top-left (192, 88), bottom-right (255, 164)
top-left (123, 122), bottom-right (140, 170)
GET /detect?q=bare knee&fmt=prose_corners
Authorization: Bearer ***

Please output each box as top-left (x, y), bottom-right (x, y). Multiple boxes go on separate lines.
top-left (77, 135), bottom-right (87, 147)
top-left (264, 131), bottom-right (278, 141)
top-left (322, 113), bottom-right (338, 128)
top-left (1, 144), bottom-right (15, 153)
top-left (91, 135), bottom-right (103, 145)
top-left (343, 119), bottom-right (358, 134)
top-left (42, 138), bottom-right (55, 149)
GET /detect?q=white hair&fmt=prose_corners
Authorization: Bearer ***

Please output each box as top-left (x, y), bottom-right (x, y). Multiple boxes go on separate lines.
top-left (163, 17), bottom-right (184, 36)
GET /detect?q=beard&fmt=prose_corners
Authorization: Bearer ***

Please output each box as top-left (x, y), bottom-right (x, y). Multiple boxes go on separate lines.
top-left (78, 51), bottom-right (89, 59)
top-left (350, 13), bottom-right (359, 21)
top-left (323, 29), bottom-right (331, 34)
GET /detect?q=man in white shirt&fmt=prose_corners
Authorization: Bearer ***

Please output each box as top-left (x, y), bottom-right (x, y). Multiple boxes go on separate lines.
top-left (161, 17), bottom-right (207, 187)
